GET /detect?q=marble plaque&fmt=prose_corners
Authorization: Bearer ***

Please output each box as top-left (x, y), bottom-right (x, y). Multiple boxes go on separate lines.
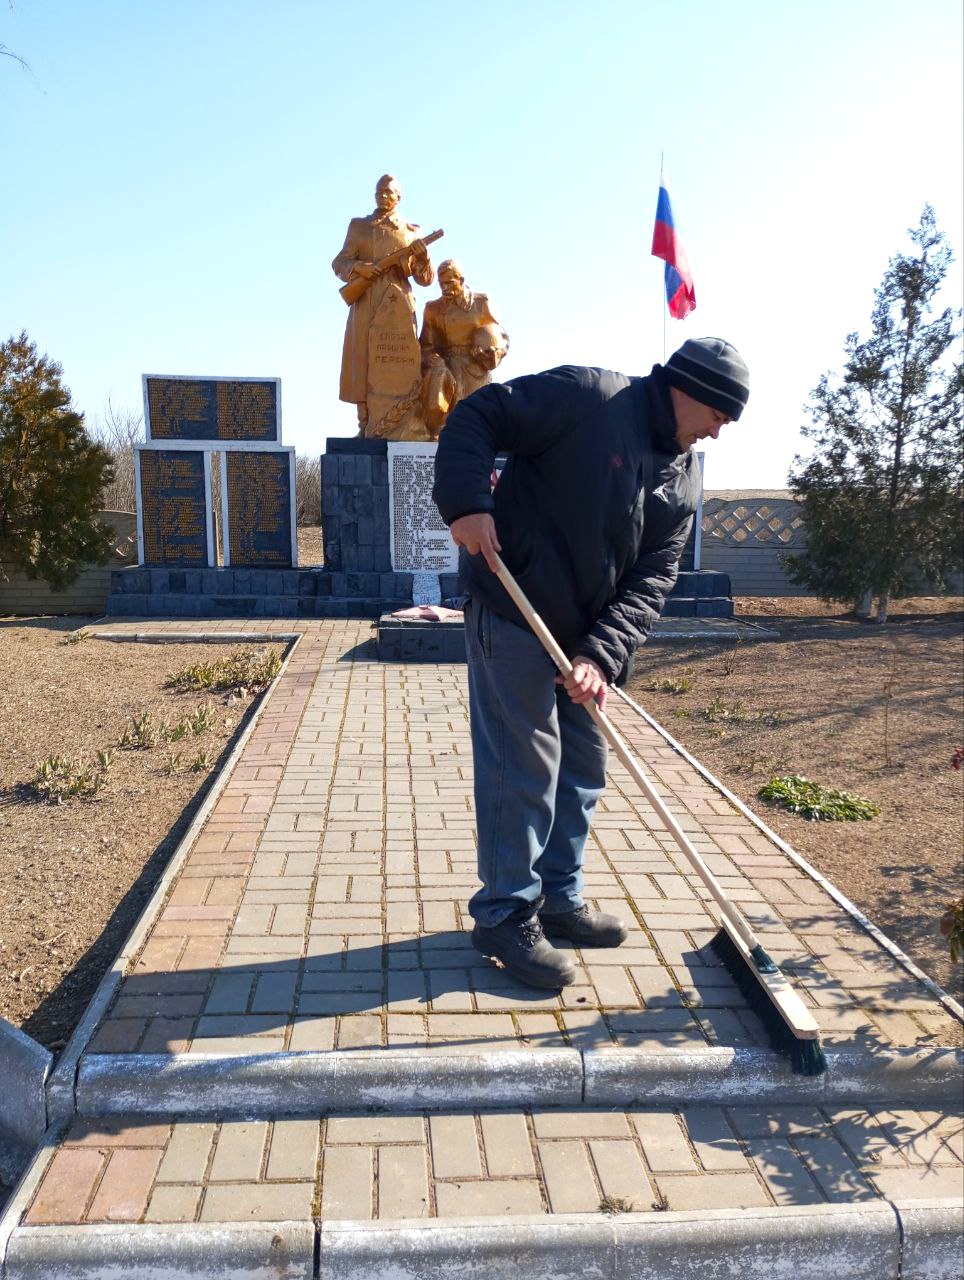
top-left (138, 450), bottom-right (209, 566)
top-left (224, 451), bottom-right (294, 567)
top-left (145, 376), bottom-right (279, 442)
top-left (388, 443), bottom-right (458, 574)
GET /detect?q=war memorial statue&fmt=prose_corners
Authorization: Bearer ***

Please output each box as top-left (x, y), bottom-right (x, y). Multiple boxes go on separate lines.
top-left (419, 259), bottom-right (508, 437)
top-left (331, 173), bottom-right (439, 440)
top-left (332, 176), bottom-right (508, 440)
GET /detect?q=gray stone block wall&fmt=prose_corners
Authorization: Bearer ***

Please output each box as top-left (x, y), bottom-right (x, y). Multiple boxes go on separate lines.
top-left (700, 545), bottom-right (809, 596)
top-left (321, 438), bottom-right (391, 573)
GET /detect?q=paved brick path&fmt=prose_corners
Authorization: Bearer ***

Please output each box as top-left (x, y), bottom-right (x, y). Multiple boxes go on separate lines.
top-left (85, 619), bottom-right (960, 1056)
top-left (23, 1106), bottom-right (964, 1226)
top-left (8, 618), bottom-right (962, 1263)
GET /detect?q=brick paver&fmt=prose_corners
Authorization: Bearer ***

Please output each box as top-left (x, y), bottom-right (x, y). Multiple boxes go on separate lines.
top-left (21, 617), bottom-right (958, 1235)
top-left (24, 1104), bottom-right (963, 1226)
top-left (84, 619), bottom-right (960, 1058)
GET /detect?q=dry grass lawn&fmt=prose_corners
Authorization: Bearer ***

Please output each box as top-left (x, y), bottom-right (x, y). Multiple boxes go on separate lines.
top-left (0, 620), bottom-right (286, 1050)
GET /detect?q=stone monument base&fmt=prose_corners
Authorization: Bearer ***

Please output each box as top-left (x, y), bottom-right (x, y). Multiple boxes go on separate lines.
top-left (661, 570), bottom-right (734, 618)
top-left (105, 565), bottom-right (730, 623)
top-left (374, 568), bottom-right (734, 663)
top-left (376, 613), bottom-right (467, 662)
top-left (106, 565), bottom-right (460, 620)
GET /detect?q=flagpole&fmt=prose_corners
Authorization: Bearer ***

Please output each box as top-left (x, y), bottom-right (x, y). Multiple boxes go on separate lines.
top-left (660, 152), bottom-right (666, 362)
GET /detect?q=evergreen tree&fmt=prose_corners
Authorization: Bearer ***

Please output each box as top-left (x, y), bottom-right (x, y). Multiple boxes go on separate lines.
top-left (786, 207), bottom-right (963, 621)
top-left (0, 332), bottom-right (115, 589)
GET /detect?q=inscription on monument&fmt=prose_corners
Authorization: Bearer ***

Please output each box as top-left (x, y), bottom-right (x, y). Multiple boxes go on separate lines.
top-left (225, 452), bottom-right (293, 567)
top-left (146, 376), bottom-right (279, 442)
top-left (139, 450), bottom-right (209, 566)
top-left (388, 443), bottom-right (458, 573)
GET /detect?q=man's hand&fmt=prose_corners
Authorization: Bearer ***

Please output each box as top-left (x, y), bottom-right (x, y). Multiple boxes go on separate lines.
top-left (449, 513), bottom-right (501, 573)
top-left (353, 261), bottom-right (380, 281)
top-left (558, 657), bottom-right (608, 709)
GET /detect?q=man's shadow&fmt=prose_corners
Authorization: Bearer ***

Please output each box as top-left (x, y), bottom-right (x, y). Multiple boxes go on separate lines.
top-left (83, 931), bottom-right (600, 1056)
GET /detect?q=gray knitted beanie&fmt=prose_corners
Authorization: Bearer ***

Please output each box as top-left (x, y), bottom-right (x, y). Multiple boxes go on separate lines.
top-left (664, 338), bottom-right (750, 420)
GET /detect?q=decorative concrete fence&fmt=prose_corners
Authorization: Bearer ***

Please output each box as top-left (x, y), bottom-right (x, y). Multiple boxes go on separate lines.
top-left (700, 491), bottom-right (809, 596)
top-left (0, 512), bottom-right (137, 617)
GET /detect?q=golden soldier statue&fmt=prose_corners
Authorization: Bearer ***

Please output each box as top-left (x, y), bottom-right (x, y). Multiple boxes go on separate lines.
top-left (331, 174), bottom-right (439, 438)
top-left (419, 259), bottom-right (509, 437)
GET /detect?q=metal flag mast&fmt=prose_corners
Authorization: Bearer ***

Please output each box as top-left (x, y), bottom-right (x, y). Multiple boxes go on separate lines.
top-left (660, 151), bottom-right (666, 362)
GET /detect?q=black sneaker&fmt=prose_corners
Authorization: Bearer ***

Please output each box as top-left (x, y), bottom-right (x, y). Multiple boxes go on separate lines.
top-left (539, 904), bottom-right (628, 948)
top-left (471, 916), bottom-right (577, 989)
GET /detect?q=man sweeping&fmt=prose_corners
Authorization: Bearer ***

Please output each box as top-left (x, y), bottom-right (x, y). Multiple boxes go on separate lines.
top-left (432, 338), bottom-right (750, 989)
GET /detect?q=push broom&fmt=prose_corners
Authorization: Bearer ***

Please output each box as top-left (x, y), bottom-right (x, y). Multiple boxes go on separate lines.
top-left (490, 553), bottom-right (827, 1077)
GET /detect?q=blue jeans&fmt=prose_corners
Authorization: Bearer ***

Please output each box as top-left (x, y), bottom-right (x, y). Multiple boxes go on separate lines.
top-left (464, 598), bottom-right (608, 928)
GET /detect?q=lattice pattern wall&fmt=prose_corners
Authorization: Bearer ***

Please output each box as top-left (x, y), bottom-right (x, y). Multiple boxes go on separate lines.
top-left (699, 494), bottom-right (808, 595)
top-left (701, 496), bottom-right (805, 547)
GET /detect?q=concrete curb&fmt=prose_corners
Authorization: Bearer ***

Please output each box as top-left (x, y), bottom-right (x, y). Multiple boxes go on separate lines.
top-left (895, 1198), bottom-right (964, 1280)
top-left (320, 1215), bottom-right (614, 1280)
top-left (317, 1203), bottom-right (902, 1279)
top-left (75, 1049), bottom-right (584, 1115)
top-left (612, 686), bottom-right (964, 1025)
top-left (3, 1220), bottom-right (314, 1279)
top-left (2, 1200), bottom-right (960, 1278)
top-left (584, 1046), bottom-right (964, 1107)
top-left (44, 633), bottom-right (303, 1130)
top-left (651, 619), bottom-right (780, 641)
top-left (73, 1045), bottom-right (964, 1115)
top-left (92, 629), bottom-right (299, 644)
top-left (0, 1020), bottom-right (51, 1146)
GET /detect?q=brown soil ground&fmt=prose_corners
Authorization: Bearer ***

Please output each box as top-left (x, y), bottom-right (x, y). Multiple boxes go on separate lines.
top-left (0, 620), bottom-right (286, 1052)
top-left (298, 524), bottom-right (324, 565)
top-left (627, 596), bottom-right (964, 1003)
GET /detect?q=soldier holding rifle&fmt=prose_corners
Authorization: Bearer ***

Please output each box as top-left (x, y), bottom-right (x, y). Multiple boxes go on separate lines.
top-left (331, 174), bottom-right (439, 434)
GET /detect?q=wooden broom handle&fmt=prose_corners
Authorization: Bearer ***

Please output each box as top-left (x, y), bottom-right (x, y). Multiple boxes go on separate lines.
top-left (491, 553), bottom-right (764, 954)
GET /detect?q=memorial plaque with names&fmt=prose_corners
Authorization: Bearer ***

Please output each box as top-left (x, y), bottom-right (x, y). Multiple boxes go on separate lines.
top-left (145, 376), bottom-right (279, 442)
top-left (225, 452), bottom-right (293, 567)
top-left (139, 450), bottom-right (209, 566)
top-left (388, 443), bottom-right (458, 573)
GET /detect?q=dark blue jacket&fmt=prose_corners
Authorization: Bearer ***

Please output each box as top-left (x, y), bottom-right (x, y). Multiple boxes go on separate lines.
top-left (432, 364), bottom-right (700, 684)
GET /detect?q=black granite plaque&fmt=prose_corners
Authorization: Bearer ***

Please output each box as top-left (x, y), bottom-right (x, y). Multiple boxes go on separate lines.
top-left (139, 450), bottom-right (209, 566)
top-left (146, 377), bottom-right (279, 442)
top-left (225, 452), bottom-right (293, 567)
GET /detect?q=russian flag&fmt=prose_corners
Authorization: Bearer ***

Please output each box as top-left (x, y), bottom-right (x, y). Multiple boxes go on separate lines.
top-left (652, 181), bottom-right (696, 319)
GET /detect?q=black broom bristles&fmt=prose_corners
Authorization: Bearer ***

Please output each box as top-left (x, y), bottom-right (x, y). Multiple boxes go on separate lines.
top-left (709, 927), bottom-right (828, 1076)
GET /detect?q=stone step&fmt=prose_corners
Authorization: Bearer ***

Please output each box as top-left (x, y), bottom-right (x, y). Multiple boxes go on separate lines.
top-left (68, 1046), bottom-right (964, 1119)
top-left (106, 566), bottom-right (467, 618)
top-left (107, 568), bottom-right (729, 621)
top-left (662, 597), bottom-right (734, 619)
top-left (672, 570), bottom-right (731, 598)
top-left (7, 1104), bottom-right (961, 1278)
top-left (109, 592), bottom-right (407, 619)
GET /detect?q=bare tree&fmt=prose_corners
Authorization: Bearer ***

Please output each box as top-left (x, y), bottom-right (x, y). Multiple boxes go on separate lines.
top-left (89, 402), bottom-right (143, 512)
top-left (295, 453), bottom-right (321, 526)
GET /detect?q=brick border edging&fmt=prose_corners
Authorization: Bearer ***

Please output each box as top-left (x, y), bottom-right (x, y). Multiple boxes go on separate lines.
top-left (73, 1046), bottom-right (964, 1116)
top-left (44, 629), bottom-right (303, 1131)
top-left (3, 1200), bottom-right (960, 1280)
top-left (0, 1021), bottom-right (51, 1146)
top-left (611, 686), bottom-right (964, 1025)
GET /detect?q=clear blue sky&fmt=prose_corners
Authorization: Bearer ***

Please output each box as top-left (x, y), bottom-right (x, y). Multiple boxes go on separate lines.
top-left (3, 0), bottom-right (962, 488)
